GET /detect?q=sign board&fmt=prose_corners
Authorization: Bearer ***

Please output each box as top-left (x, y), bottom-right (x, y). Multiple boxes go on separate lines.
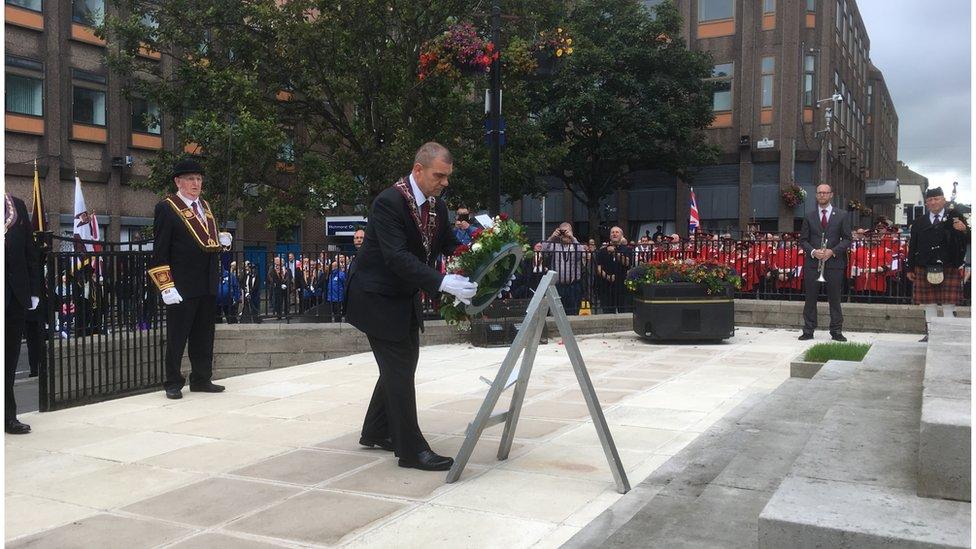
top-left (325, 216), bottom-right (367, 237)
top-left (757, 138), bottom-right (775, 149)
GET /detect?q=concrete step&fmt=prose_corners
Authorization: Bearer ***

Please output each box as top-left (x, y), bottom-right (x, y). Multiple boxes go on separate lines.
top-left (918, 317), bottom-right (972, 502)
top-left (758, 338), bottom-right (972, 548)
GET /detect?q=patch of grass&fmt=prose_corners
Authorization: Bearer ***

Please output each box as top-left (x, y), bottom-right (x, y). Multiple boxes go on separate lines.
top-left (803, 342), bottom-right (871, 363)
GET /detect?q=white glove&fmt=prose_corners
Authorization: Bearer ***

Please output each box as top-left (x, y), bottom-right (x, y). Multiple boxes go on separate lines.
top-left (29, 296), bottom-right (39, 310)
top-left (439, 274), bottom-right (478, 305)
top-left (281, 284), bottom-right (287, 290)
top-left (218, 231), bottom-right (232, 247)
top-left (161, 287), bottom-right (183, 305)
top-left (498, 274), bottom-right (515, 298)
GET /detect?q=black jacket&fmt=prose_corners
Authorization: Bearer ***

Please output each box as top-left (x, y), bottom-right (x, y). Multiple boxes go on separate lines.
top-left (799, 206), bottom-right (852, 271)
top-left (907, 210), bottom-right (970, 269)
top-left (150, 199), bottom-right (220, 298)
top-left (345, 183), bottom-right (458, 341)
top-left (5, 194), bottom-right (41, 311)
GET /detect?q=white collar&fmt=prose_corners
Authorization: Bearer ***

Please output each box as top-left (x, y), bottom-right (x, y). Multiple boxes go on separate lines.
top-left (818, 204), bottom-right (833, 216)
top-left (932, 209), bottom-right (946, 220)
top-left (176, 192), bottom-right (201, 209)
top-left (408, 174), bottom-right (428, 208)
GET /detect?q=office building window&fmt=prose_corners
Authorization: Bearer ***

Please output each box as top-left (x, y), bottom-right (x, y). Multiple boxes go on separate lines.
top-left (763, 0), bottom-right (775, 14)
top-left (6, 0), bottom-right (42, 11)
top-left (699, 0), bottom-right (733, 22)
top-left (707, 63), bottom-right (733, 111)
top-left (835, 0), bottom-right (843, 31)
top-left (867, 83), bottom-right (873, 112)
top-left (806, 0), bottom-right (815, 11)
top-left (73, 86), bottom-right (106, 126)
top-left (72, 0), bottom-right (104, 27)
top-left (803, 55), bottom-right (816, 107)
top-left (6, 73), bottom-right (43, 116)
top-left (131, 98), bottom-right (160, 134)
top-left (760, 56), bottom-right (774, 108)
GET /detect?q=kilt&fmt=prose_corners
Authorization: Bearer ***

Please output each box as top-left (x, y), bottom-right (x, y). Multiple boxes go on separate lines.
top-left (913, 266), bottom-right (963, 304)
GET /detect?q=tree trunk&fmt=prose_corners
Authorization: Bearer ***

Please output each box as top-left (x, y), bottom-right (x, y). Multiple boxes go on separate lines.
top-left (588, 202), bottom-right (601, 243)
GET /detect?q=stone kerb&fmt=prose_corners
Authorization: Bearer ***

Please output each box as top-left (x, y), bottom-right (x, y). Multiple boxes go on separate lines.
top-left (918, 317), bottom-right (972, 502)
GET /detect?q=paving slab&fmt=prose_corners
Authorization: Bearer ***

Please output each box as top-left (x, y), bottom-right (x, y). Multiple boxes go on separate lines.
top-left (167, 533), bottom-right (287, 549)
top-left (6, 513), bottom-right (192, 549)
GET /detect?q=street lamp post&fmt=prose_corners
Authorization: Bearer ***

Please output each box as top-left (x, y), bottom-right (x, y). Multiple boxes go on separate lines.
top-left (488, 0), bottom-right (502, 216)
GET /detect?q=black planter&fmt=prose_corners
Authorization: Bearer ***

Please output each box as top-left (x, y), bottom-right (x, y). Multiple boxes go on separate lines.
top-left (632, 282), bottom-right (734, 341)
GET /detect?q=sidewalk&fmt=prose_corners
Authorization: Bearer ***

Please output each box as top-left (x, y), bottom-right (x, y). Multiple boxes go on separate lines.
top-left (4, 328), bottom-right (918, 548)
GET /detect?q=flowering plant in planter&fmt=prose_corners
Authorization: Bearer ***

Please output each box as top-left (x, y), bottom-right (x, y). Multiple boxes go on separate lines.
top-left (781, 184), bottom-right (807, 209)
top-left (440, 213), bottom-right (532, 329)
top-left (625, 258), bottom-right (742, 296)
top-left (535, 27), bottom-right (574, 58)
top-left (418, 23), bottom-right (498, 81)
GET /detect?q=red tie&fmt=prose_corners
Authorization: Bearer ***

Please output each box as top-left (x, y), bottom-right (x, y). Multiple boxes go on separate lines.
top-left (420, 201), bottom-right (430, 226)
top-left (821, 209), bottom-right (828, 229)
top-left (192, 201), bottom-right (204, 224)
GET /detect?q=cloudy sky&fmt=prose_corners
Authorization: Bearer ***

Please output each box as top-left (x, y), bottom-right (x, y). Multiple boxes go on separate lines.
top-left (857, 0), bottom-right (971, 203)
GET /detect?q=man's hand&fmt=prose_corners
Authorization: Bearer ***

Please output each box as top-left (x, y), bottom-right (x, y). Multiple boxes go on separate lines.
top-left (822, 249), bottom-right (835, 260)
top-left (218, 231), bottom-right (233, 247)
top-left (29, 296), bottom-right (39, 310)
top-left (161, 288), bottom-right (183, 305)
top-left (953, 218), bottom-right (967, 232)
top-left (440, 274), bottom-right (478, 305)
top-left (907, 272), bottom-right (916, 283)
top-left (498, 273), bottom-right (516, 299)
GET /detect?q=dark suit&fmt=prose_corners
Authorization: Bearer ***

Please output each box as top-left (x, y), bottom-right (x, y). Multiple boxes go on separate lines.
top-left (799, 206), bottom-right (852, 335)
top-left (266, 266), bottom-right (292, 319)
top-left (345, 181), bottom-right (458, 457)
top-left (150, 197), bottom-right (221, 391)
top-left (5, 194), bottom-right (41, 421)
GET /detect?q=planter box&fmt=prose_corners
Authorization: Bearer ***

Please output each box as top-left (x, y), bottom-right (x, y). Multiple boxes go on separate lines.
top-left (632, 282), bottom-right (734, 341)
top-left (790, 352), bottom-right (824, 378)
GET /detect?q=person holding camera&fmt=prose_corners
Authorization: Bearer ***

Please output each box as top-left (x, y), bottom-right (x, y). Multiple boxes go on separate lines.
top-left (906, 187), bottom-right (970, 340)
top-left (453, 207), bottom-right (476, 245)
top-left (540, 222), bottom-right (586, 315)
top-left (596, 226), bottom-right (632, 313)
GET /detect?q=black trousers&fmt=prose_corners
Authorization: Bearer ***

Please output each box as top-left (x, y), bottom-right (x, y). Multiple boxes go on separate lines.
top-left (361, 326), bottom-right (429, 458)
top-left (5, 303), bottom-right (26, 421)
top-left (803, 265), bottom-right (844, 335)
top-left (24, 318), bottom-right (44, 376)
top-left (164, 295), bottom-right (216, 390)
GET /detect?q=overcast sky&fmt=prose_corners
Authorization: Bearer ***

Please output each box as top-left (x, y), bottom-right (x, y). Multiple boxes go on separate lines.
top-left (856, 0), bottom-right (971, 204)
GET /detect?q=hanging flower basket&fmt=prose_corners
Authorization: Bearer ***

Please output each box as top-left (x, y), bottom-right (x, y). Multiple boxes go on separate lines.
top-left (781, 184), bottom-right (807, 209)
top-left (418, 23), bottom-right (498, 81)
top-left (535, 27), bottom-right (574, 59)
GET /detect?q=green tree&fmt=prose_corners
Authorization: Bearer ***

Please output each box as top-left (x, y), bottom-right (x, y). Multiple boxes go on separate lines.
top-left (102, 0), bottom-right (563, 233)
top-left (530, 0), bottom-right (718, 239)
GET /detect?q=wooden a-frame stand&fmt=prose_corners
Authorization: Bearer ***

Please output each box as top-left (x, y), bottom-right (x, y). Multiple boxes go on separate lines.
top-left (445, 271), bottom-right (631, 494)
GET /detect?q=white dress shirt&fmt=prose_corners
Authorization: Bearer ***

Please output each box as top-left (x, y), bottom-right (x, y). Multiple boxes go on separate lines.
top-left (176, 191), bottom-right (205, 222)
top-left (931, 209), bottom-right (946, 224)
top-left (408, 173), bottom-right (428, 208)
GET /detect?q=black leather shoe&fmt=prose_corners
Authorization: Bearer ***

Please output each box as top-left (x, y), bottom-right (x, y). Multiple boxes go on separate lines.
top-left (359, 436), bottom-right (395, 452)
top-left (189, 383), bottom-right (225, 393)
top-left (919, 335), bottom-right (929, 342)
top-left (830, 333), bottom-right (848, 342)
top-left (5, 419), bottom-right (31, 434)
top-left (165, 387), bottom-right (183, 400)
top-left (798, 333), bottom-right (814, 341)
top-left (398, 450), bottom-right (454, 471)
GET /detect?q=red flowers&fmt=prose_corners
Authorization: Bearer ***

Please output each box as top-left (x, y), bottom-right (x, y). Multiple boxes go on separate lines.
top-left (498, 212), bottom-right (509, 221)
top-left (454, 244), bottom-right (470, 255)
top-left (470, 228), bottom-right (484, 240)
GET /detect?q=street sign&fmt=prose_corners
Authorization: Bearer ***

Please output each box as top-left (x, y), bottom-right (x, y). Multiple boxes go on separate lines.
top-left (484, 117), bottom-right (507, 148)
top-left (757, 138), bottom-right (774, 149)
top-left (325, 216), bottom-right (366, 236)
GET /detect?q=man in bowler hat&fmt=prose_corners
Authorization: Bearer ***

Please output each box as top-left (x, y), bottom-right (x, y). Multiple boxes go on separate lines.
top-left (148, 159), bottom-right (232, 399)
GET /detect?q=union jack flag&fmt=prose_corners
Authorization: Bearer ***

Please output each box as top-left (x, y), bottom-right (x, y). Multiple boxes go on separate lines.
top-left (689, 187), bottom-right (700, 233)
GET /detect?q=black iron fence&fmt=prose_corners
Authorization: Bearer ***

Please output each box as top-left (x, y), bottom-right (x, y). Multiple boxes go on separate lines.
top-left (32, 234), bottom-right (969, 409)
top-left (39, 233), bottom-right (166, 411)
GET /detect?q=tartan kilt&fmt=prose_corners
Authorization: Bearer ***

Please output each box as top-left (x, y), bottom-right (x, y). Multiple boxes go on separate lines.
top-left (913, 266), bottom-right (963, 304)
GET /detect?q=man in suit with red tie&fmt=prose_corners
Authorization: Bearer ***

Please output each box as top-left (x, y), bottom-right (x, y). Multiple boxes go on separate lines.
top-left (799, 184), bottom-right (852, 341)
top-left (345, 142), bottom-right (477, 471)
top-left (148, 159), bottom-right (232, 399)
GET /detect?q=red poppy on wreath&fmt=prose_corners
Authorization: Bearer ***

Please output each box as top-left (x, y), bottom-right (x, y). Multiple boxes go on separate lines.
top-left (471, 228), bottom-right (484, 240)
top-left (498, 212), bottom-right (509, 221)
top-left (454, 244), bottom-right (470, 255)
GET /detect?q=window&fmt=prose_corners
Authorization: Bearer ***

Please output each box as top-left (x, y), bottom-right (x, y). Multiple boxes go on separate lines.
top-left (131, 98), bottom-right (160, 134)
top-left (835, 0), bottom-right (843, 31)
top-left (6, 0), bottom-right (42, 11)
top-left (699, 0), bottom-right (733, 22)
top-left (72, 0), bottom-right (104, 27)
top-left (803, 55), bottom-right (816, 107)
top-left (763, 0), bottom-right (775, 14)
top-left (73, 86), bottom-right (105, 126)
top-left (708, 63), bottom-right (733, 111)
top-left (866, 83), bottom-right (873, 113)
top-left (760, 56), bottom-right (774, 108)
top-left (642, 0), bottom-right (666, 19)
top-left (6, 74), bottom-right (43, 116)
top-left (806, 0), bottom-right (815, 11)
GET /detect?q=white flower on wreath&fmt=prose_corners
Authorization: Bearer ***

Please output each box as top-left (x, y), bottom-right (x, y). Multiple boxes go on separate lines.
top-left (471, 242), bottom-right (483, 252)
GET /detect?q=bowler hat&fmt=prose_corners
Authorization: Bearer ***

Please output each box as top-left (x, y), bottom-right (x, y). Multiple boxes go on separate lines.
top-left (172, 158), bottom-right (205, 179)
top-left (924, 187), bottom-right (944, 199)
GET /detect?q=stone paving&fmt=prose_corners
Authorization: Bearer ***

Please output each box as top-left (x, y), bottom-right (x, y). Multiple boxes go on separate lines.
top-left (4, 327), bottom-right (919, 548)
